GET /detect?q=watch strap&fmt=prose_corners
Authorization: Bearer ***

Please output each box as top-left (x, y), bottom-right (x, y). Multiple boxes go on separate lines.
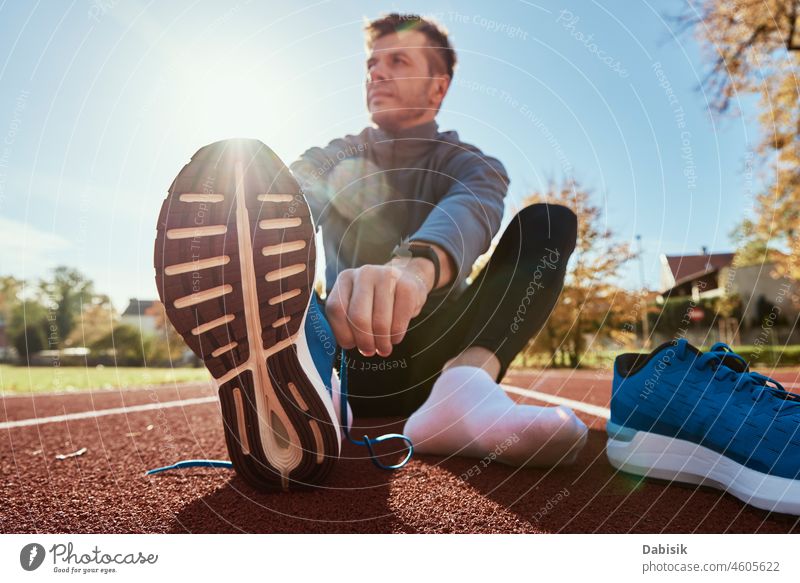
top-left (408, 243), bottom-right (440, 290)
top-left (391, 242), bottom-right (441, 290)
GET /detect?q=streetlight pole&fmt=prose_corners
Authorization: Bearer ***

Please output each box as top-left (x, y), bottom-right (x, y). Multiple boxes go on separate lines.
top-left (636, 235), bottom-right (651, 349)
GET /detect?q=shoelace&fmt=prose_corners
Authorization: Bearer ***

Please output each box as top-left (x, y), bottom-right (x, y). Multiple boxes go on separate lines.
top-left (146, 459), bottom-right (233, 474)
top-left (681, 341), bottom-right (800, 412)
top-left (337, 348), bottom-right (414, 470)
top-left (146, 348), bottom-right (413, 476)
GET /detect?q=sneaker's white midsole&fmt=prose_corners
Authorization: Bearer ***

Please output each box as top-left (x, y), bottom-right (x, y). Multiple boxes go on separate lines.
top-left (607, 429), bottom-right (800, 515)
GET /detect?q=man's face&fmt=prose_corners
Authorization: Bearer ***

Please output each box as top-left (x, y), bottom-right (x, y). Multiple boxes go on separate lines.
top-left (366, 30), bottom-right (449, 131)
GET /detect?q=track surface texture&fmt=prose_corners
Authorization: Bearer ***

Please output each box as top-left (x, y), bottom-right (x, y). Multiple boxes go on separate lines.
top-left (2, 369), bottom-right (800, 533)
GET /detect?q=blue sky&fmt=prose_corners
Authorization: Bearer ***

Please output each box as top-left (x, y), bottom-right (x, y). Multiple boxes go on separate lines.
top-left (0, 0), bottom-right (765, 311)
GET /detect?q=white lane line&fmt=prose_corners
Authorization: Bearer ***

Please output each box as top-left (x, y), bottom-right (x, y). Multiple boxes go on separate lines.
top-left (502, 384), bottom-right (610, 420)
top-left (0, 385), bottom-right (611, 430)
top-left (507, 369), bottom-right (613, 381)
top-left (0, 396), bottom-right (218, 430)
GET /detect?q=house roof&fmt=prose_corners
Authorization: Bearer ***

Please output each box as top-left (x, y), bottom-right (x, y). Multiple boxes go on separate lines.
top-left (121, 298), bottom-right (157, 317)
top-left (665, 253), bottom-right (735, 286)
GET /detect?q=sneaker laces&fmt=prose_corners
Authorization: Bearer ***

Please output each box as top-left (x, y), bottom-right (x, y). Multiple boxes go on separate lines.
top-left (685, 341), bottom-right (800, 413)
top-left (146, 459), bottom-right (233, 474)
top-left (337, 347), bottom-right (414, 470)
top-left (145, 350), bottom-right (414, 476)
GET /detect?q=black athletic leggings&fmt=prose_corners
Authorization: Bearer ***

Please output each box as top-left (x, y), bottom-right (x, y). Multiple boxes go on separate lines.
top-left (323, 203), bottom-right (578, 418)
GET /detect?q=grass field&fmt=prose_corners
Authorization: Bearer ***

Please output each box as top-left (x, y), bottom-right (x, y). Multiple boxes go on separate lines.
top-left (5, 343), bottom-right (799, 396)
top-left (0, 364), bottom-right (211, 394)
top-left (513, 345), bottom-right (800, 370)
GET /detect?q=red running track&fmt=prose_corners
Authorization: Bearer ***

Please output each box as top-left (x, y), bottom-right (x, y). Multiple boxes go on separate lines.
top-left (1, 368), bottom-right (799, 533)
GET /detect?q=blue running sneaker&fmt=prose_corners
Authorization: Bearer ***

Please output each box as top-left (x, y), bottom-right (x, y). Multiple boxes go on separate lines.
top-left (152, 139), bottom-right (411, 490)
top-left (607, 339), bottom-right (800, 514)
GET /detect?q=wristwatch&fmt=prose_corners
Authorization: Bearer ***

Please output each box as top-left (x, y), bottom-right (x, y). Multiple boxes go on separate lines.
top-left (391, 242), bottom-right (441, 290)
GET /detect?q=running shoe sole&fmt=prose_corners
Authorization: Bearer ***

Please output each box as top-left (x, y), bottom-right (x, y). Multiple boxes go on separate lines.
top-left (607, 421), bottom-right (800, 515)
top-left (154, 138), bottom-right (340, 490)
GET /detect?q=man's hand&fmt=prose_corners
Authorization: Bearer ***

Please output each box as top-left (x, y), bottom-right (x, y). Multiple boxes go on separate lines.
top-left (326, 241), bottom-right (455, 356)
top-left (325, 259), bottom-right (432, 357)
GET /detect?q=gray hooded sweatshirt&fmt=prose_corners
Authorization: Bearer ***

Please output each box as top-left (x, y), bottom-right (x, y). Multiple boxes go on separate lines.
top-left (289, 120), bottom-right (510, 303)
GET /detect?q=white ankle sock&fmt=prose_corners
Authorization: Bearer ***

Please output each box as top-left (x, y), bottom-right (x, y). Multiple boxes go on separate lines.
top-left (403, 366), bottom-right (588, 467)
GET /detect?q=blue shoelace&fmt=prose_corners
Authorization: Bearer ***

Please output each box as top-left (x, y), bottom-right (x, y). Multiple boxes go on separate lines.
top-left (146, 348), bottom-right (413, 476)
top-left (684, 341), bottom-right (800, 413)
top-left (337, 349), bottom-right (414, 470)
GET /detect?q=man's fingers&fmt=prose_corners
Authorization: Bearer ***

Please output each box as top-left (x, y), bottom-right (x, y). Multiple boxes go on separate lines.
top-left (327, 265), bottom-right (427, 355)
top-left (326, 271), bottom-right (356, 349)
top-left (390, 277), bottom-right (419, 345)
top-left (372, 274), bottom-right (396, 356)
top-left (348, 267), bottom-right (377, 356)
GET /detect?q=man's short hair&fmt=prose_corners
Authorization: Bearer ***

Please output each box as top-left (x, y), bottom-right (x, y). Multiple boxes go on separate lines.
top-left (364, 13), bottom-right (456, 80)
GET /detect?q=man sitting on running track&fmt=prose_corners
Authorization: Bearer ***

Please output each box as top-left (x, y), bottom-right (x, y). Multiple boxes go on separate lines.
top-left (289, 13), bottom-right (588, 467)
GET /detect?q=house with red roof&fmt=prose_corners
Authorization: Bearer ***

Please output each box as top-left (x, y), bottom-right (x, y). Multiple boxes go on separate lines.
top-left (659, 249), bottom-right (798, 334)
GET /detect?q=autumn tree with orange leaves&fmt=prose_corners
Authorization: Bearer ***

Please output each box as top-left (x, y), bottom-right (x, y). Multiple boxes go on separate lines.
top-left (520, 179), bottom-right (638, 367)
top-left (683, 0), bottom-right (800, 288)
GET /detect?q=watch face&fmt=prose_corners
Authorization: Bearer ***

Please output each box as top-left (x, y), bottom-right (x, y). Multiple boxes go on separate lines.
top-left (392, 244), bottom-right (412, 258)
